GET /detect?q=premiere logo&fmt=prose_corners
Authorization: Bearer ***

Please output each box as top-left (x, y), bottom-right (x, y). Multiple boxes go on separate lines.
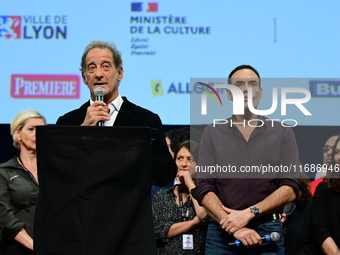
top-left (11, 74), bottom-right (81, 99)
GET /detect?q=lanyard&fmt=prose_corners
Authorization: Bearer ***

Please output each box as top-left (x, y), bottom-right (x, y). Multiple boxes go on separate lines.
top-left (17, 156), bottom-right (39, 186)
top-left (177, 185), bottom-right (192, 221)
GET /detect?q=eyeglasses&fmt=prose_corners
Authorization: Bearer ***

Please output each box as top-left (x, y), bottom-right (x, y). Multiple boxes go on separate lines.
top-left (321, 146), bottom-right (334, 153)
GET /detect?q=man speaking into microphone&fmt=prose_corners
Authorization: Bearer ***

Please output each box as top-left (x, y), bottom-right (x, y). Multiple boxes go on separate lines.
top-left (52, 41), bottom-right (176, 254)
top-left (56, 40), bottom-right (176, 187)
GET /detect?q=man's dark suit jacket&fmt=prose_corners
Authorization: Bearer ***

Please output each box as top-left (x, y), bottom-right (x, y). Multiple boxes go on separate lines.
top-left (56, 96), bottom-right (176, 186)
top-left (35, 97), bottom-right (176, 255)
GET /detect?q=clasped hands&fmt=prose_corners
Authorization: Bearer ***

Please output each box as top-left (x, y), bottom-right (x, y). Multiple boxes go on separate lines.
top-left (220, 205), bottom-right (262, 247)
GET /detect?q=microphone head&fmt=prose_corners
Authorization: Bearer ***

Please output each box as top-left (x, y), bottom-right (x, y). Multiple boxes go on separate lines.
top-left (270, 232), bottom-right (280, 242)
top-left (94, 87), bottom-right (105, 97)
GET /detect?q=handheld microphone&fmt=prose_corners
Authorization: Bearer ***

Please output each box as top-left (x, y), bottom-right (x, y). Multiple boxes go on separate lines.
top-left (228, 232), bottom-right (280, 247)
top-left (94, 87), bottom-right (105, 126)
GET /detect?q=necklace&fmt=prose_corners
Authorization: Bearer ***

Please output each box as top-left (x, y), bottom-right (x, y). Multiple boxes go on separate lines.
top-left (17, 155), bottom-right (27, 169)
top-left (17, 155), bottom-right (38, 185)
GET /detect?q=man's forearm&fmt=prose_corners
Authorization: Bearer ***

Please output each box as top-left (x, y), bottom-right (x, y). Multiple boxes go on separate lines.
top-left (201, 192), bottom-right (228, 222)
top-left (254, 185), bottom-right (296, 216)
top-left (321, 237), bottom-right (340, 255)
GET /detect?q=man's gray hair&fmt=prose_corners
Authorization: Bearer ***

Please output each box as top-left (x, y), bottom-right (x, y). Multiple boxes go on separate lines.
top-left (80, 40), bottom-right (123, 74)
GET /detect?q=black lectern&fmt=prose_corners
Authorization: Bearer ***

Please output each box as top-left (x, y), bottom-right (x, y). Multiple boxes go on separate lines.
top-left (34, 126), bottom-right (155, 255)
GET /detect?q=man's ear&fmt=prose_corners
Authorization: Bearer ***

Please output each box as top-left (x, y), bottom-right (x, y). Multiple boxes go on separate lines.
top-left (259, 87), bottom-right (263, 100)
top-left (227, 89), bottom-right (233, 101)
top-left (117, 67), bottom-right (124, 81)
top-left (82, 73), bottom-right (88, 85)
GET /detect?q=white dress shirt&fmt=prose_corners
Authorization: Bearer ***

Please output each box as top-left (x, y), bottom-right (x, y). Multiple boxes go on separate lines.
top-left (90, 95), bottom-right (124, 126)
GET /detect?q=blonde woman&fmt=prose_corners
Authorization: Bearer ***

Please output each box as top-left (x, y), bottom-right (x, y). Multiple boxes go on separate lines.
top-left (0, 109), bottom-right (46, 254)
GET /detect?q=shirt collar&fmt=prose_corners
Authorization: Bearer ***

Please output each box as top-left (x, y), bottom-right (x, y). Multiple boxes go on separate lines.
top-left (90, 94), bottom-right (124, 112)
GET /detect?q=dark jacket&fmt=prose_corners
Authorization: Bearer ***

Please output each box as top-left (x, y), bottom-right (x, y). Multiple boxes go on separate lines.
top-left (283, 199), bottom-right (321, 255)
top-left (56, 96), bottom-right (177, 186)
top-left (311, 182), bottom-right (340, 249)
top-left (0, 156), bottom-right (39, 240)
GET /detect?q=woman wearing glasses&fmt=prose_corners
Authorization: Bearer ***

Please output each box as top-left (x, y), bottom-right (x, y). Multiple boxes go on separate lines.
top-left (311, 136), bottom-right (340, 254)
top-left (0, 109), bottom-right (46, 255)
top-left (152, 140), bottom-right (208, 254)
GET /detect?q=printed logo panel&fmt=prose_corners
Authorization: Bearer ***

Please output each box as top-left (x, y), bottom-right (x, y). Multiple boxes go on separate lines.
top-left (0, 15), bottom-right (67, 40)
top-left (310, 81), bottom-right (340, 97)
top-left (131, 2), bottom-right (158, 12)
top-left (150, 79), bottom-right (163, 97)
top-left (0, 16), bottom-right (21, 39)
top-left (11, 74), bottom-right (81, 99)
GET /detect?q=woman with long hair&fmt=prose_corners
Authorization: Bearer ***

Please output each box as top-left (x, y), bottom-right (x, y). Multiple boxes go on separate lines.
top-left (311, 136), bottom-right (340, 254)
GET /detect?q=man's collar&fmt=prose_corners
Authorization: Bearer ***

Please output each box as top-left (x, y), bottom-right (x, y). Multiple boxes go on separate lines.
top-left (90, 95), bottom-right (124, 112)
top-left (111, 95), bottom-right (124, 112)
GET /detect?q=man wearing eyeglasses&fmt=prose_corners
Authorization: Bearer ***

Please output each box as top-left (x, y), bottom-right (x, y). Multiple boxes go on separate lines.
top-left (310, 135), bottom-right (339, 195)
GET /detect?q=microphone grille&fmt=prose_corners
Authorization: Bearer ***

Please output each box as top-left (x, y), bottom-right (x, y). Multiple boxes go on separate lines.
top-left (94, 87), bottom-right (105, 97)
top-left (270, 232), bottom-right (280, 242)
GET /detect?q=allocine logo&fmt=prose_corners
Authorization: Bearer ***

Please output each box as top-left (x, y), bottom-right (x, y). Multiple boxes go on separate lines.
top-left (0, 15), bottom-right (67, 39)
top-left (11, 74), bottom-right (80, 99)
top-left (150, 79), bottom-right (163, 97)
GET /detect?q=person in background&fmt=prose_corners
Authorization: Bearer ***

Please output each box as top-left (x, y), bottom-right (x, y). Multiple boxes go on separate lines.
top-left (310, 135), bottom-right (339, 195)
top-left (165, 127), bottom-right (202, 158)
top-left (192, 65), bottom-right (300, 254)
top-left (152, 141), bottom-right (208, 254)
top-left (282, 170), bottom-right (320, 255)
top-left (311, 136), bottom-right (340, 255)
top-left (165, 128), bottom-right (187, 158)
top-left (152, 128), bottom-right (186, 198)
top-left (152, 127), bottom-right (202, 198)
top-left (0, 109), bottom-right (46, 254)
